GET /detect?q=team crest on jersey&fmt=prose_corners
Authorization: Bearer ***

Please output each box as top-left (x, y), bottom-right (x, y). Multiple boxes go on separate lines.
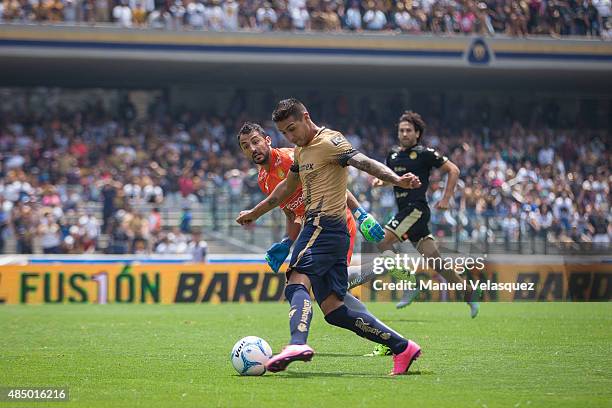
top-left (277, 169), bottom-right (285, 179)
top-left (409, 151), bottom-right (418, 160)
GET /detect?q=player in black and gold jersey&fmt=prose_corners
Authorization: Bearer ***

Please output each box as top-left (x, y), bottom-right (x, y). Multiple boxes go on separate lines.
top-left (370, 111), bottom-right (480, 318)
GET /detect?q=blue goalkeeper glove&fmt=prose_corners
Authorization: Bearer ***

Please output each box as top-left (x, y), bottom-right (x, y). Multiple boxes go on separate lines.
top-left (265, 237), bottom-right (294, 273)
top-left (354, 207), bottom-right (385, 243)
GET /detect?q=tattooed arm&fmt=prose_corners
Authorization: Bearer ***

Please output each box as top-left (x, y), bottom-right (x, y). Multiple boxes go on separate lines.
top-left (347, 153), bottom-right (421, 189)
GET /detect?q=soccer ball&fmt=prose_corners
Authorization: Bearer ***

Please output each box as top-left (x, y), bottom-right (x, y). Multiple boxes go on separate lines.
top-left (230, 336), bottom-right (273, 376)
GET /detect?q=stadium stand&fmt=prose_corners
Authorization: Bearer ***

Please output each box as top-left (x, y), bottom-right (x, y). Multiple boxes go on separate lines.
top-left (0, 0), bottom-right (610, 39)
top-left (0, 88), bottom-right (609, 255)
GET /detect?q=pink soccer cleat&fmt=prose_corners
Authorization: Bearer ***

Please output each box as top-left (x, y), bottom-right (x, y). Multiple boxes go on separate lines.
top-left (265, 344), bottom-right (315, 373)
top-left (391, 340), bottom-right (421, 375)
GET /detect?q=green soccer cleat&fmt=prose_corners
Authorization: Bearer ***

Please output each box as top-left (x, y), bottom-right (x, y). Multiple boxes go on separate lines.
top-left (364, 344), bottom-right (392, 357)
top-left (387, 263), bottom-right (414, 282)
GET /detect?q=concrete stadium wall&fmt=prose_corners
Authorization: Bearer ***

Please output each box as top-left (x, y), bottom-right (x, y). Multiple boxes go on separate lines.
top-left (1, 24), bottom-right (611, 93)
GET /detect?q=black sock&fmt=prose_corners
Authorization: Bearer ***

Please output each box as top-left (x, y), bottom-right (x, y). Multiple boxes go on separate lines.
top-left (286, 284), bottom-right (313, 345)
top-left (324, 305), bottom-right (408, 354)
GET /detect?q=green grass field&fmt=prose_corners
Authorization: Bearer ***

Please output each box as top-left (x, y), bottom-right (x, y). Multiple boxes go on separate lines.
top-left (1, 303), bottom-right (611, 408)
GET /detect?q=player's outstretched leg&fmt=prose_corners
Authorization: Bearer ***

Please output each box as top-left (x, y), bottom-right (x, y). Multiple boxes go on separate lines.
top-left (347, 254), bottom-right (414, 290)
top-left (322, 295), bottom-right (421, 375)
top-left (343, 292), bottom-right (370, 314)
top-left (417, 237), bottom-right (480, 318)
top-left (344, 293), bottom-right (392, 356)
top-left (346, 247), bottom-right (415, 354)
top-left (266, 282), bottom-right (315, 373)
top-left (347, 248), bottom-right (416, 314)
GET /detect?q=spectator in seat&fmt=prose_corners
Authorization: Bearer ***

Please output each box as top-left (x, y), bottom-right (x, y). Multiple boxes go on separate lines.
top-left (363, 0), bottom-right (387, 30)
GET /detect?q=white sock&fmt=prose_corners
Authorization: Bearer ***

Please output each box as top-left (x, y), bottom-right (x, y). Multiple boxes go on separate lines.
top-left (347, 265), bottom-right (379, 289)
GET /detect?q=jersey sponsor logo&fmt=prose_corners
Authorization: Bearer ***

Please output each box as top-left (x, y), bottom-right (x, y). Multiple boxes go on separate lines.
top-left (394, 166), bottom-right (406, 172)
top-left (299, 163), bottom-right (314, 171)
top-left (355, 317), bottom-right (382, 336)
top-left (284, 194), bottom-right (304, 211)
top-left (409, 151), bottom-right (418, 160)
top-left (299, 299), bottom-right (311, 326)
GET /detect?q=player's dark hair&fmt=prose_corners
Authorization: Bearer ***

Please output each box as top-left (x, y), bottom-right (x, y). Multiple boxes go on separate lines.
top-left (237, 121), bottom-right (266, 143)
top-left (398, 110), bottom-right (426, 142)
top-left (272, 98), bottom-right (307, 122)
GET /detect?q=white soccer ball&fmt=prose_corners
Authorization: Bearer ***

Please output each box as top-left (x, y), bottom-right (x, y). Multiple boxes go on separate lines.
top-left (230, 336), bottom-right (273, 376)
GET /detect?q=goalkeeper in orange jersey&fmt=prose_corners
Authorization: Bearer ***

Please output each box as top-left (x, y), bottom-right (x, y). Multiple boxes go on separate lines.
top-left (236, 121), bottom-right (384, 272)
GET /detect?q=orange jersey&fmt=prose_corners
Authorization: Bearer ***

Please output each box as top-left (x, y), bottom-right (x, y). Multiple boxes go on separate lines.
top-left (258, 147), bottom-right (357, 263)
top-left (346, 211), bottom-right (357, 263)
top-left (258, 148), bottom-right (305, 217)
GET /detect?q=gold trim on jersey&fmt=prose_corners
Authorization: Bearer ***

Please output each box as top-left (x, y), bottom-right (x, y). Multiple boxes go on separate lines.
top-left (384, 209), bottom-right (423, 241)
top-left (290, 215), bottom-right (322, 269)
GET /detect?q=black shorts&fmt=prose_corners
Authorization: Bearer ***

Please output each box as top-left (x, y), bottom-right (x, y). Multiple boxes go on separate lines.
top-left (287, 214), bottom-right (350, 304)
top-left (385, 202), bottom-right (432, 245)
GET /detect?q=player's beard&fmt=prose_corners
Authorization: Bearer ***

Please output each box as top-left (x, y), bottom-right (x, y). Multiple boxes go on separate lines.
top-left (252, 149), bottom-right (270, 165)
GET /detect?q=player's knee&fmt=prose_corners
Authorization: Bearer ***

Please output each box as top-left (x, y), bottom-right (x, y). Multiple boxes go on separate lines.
top-left (320, 293), bottom-right (344, 316)
top-left (284, 284), bottom-right (308, 303)
top-left (287, 270), bottom-right (311, 287)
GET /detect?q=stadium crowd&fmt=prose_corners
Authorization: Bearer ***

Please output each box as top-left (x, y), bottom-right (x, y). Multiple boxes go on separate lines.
top-left (0, 0), bottom-right (610, 38)
top-left (0, 91), bottom-right (609, 255)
